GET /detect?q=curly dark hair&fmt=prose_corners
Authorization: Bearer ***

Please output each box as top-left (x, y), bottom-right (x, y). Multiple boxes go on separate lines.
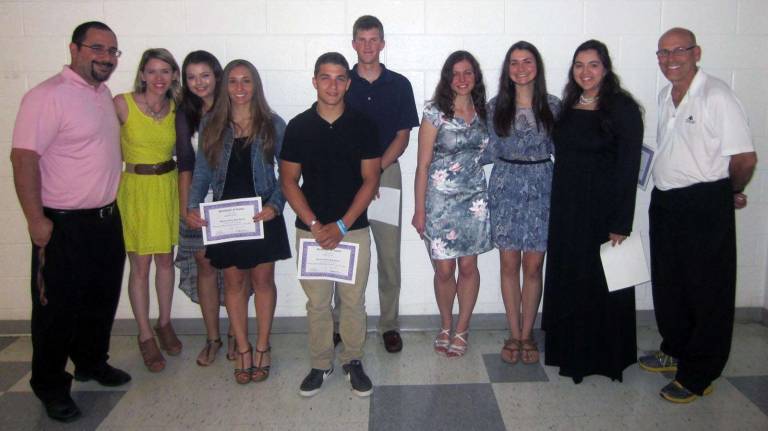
top-left (432, 50), bottom-right (486, 121)
top-left (178, 50), bottom-right (223, 136)
top-left (493, 41), bottom-right (555, 136)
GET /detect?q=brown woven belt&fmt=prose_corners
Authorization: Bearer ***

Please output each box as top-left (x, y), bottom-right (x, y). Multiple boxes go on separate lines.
top-left (125, 159), bottom-right (176, 175)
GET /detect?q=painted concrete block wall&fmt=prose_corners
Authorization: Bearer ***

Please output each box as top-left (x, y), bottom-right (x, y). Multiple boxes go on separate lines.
top-left (1, 0), bottom-right (766, 321)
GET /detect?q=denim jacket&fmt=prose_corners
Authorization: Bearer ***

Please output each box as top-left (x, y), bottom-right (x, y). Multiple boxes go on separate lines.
top-left (188, 113), bottom-right (286, 213)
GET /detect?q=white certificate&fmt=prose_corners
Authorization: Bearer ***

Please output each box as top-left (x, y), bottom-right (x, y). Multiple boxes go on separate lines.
top-left (600, 234), bottom-right (651, 292)
top-left (367, 187), bottom-right (400, 226)
top-left (297, 239), bottom-right (359, 284)
top-left (200, 197), bottom-right (263, 245)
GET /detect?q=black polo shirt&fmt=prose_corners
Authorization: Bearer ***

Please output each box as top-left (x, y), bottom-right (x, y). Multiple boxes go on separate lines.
top-left (346, 64), bottom-right (420, 156)
top-left (281, 103), bottom-right (379, 231)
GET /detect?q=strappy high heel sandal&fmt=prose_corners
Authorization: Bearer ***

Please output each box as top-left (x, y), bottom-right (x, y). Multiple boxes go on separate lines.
top-left (446, 331), bottom-right (469, 358)
top-left (251, 346), bottom-right (272, 382)
top-left (196, 338), bottom-right (222, 367)
top-left (234, 345), bottom-right (253, 385)
top-left (433, 328), bottom-right (451, 356)
top-left (501, 337), bottom-right (521, 364)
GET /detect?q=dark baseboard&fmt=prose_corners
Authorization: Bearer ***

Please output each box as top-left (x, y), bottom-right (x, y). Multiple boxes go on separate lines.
top-left (1, 307), bottom-right (766, 336)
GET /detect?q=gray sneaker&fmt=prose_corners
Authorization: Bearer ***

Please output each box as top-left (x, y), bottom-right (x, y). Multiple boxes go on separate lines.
top-left (660, 380), bottom-right (713, 403)
top-left (639, 351), bottom-right (678, 372)
top-left (342, 360), bottom-right (373, 397)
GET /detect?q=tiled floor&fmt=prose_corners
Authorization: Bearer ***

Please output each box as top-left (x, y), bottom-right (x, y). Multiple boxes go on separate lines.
top-left (1, 323), bottom-right (767, 430)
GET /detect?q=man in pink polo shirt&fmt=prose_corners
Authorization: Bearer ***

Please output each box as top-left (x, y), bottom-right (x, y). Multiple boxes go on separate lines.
top-left (11, 21), bottom-right (130, 423)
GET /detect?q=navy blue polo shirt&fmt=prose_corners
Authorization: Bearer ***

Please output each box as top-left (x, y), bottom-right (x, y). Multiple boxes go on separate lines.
top-left (281, 103), bottom-right (380, 231)
top-left (346, 64), bottom-right (420, 156)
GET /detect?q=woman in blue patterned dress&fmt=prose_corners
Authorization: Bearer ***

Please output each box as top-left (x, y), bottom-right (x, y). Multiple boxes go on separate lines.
top-left (487, 42), bottom-right (561, 365)
top-left (412, 51), bottom-right (492, 357)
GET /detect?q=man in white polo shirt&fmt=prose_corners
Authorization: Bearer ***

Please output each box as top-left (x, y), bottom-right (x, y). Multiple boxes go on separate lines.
top-left (639, 27), bottom-right (757, 403)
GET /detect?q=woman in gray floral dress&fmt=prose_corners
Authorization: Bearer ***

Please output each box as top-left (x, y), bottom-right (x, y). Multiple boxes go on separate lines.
top-left (412, 51), bottom-right (492, 358)
top-left (487, 41), bottom-right (560, 366)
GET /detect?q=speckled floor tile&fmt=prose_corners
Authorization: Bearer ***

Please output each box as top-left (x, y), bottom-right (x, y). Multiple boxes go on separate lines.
top-left (0, 390), bottom-right (124, 431)
top-left (0, 361), bottom-right (30, 392)
top-left (0, 336), bottom-right (18, 353)
top-left (369, 383), bottom-right (505, 431)
top-left (727, 375), bottom-right (768, 416)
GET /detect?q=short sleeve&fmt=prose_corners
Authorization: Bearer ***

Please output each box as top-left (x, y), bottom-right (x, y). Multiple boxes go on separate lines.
top-left (422, 102), bottom-right (442, 128)
top-left (396, 78), bottom-right (420, 130)
top-left (175, 112), bottom-right (196, 172)
top-left (279, 118), bottom-right (303, 163)
top-left (547, 94), bottom-right (563, 120)
top-left (710, 88), bottom-right (754, 156)
top-left (12, 88), bottom-right (60, 155)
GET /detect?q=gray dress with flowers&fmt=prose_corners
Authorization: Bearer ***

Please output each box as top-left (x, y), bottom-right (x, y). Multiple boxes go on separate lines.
top-left (423, 102), bottom-right (492, 260)
top-left (487, 95), bottom-right (561, 252)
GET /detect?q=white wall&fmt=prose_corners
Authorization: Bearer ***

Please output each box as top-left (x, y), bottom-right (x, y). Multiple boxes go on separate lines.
top-left (1, 0), bottom-right (767, 321)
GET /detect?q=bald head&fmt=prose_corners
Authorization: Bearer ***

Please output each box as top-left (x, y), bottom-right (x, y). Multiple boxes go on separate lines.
top-left (660, 27), bottom-right (697, 47)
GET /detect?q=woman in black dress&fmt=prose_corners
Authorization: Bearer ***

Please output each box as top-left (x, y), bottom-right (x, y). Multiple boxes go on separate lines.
top-left (187, 60), bottom-right (290, 384)
top-left (542, 40), bottom-right (643, 383)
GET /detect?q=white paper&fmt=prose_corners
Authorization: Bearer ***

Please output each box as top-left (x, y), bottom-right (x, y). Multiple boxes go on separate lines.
top-left (297, 239), bottom-right (359, 284)
top-left (200, 197), bottom-right (263, 245)
top-left (367, 187), bottom-right (400, 226)
top-left (600, 234), bottom-right (650, 292)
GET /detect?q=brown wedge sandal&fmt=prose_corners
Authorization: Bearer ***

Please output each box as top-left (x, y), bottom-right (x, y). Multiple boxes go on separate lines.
top-left (138, 336), bottom-right (166, 372)
top-left (501, 338), bottom-right (521, 364)
top-left (251, 346), bottom-right (271, 382)
top-left (154, 322), bottom-right (182, 356)
top-left (234, 345), bottom-right (253, 385)
top-left (520, 339), bottom-right (540, 364)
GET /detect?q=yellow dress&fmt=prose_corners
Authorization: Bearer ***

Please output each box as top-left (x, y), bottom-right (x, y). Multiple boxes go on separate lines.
top-left (117, 93), bottom-right (179, 254)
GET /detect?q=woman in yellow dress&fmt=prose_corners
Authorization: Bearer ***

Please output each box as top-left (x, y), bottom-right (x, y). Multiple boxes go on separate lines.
top-left (114, 48), bottom-right (181, 372)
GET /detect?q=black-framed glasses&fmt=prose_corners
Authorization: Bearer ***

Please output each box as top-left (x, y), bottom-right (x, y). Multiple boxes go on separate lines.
top-left (79, 43), bottom-right (122, 58)
top-left (656, 45), bottom-right (696, 58)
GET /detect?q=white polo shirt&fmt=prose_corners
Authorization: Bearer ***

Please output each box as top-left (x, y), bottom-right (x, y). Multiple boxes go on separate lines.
top-left (653, 69), bottom-right (753, 191)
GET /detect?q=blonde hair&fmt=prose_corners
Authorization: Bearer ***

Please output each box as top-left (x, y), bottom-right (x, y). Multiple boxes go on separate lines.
top-left (132, 48), bottom-right (181, 104)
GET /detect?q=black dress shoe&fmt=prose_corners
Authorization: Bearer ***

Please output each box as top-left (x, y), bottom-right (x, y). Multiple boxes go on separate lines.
top-left (382, 330), bottom-right (403, 353)
top-left (43, 396), bottom-right (81, 423)
top-left (333, 332), bottom-right (342, 347)
top-left (74, 363), bottom-right (132, 387)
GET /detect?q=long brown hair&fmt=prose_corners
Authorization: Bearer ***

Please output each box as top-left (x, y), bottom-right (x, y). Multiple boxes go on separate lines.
top-left (432, 50), bottom-right (487, 121)
top-left (202, 59), bottom-right (276, 167)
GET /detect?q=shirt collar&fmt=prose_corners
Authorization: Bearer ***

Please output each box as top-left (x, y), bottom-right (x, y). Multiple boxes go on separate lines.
top-left (351, 63), bottom-right (393, 85)
top-left (61, 65), bottom-right (109, 92)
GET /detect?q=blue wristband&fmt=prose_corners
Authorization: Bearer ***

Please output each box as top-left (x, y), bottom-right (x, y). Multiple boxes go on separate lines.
top-left (336, 219), bottom-right (348, 235)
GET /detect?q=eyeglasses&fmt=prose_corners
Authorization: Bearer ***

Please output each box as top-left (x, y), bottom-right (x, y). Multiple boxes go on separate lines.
top-left (79, 43), bottom-right (122, 58)
top-left (656, 45), bottom-right (696, 58)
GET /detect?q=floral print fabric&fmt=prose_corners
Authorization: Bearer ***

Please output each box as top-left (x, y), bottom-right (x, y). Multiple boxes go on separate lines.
top-left (486, 95), bottom-right (561, 252)
top-left (423, 102), bottom-right (492, 259)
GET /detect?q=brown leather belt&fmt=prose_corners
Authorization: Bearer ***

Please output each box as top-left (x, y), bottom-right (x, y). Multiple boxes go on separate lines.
top-left (125, 159), bottom-right (176, 175)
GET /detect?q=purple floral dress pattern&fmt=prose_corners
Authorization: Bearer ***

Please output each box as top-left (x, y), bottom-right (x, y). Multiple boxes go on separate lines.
top-left (423, 102), bottom-right (492, 259)
top-left (487, 95), bottom-right (561, 252)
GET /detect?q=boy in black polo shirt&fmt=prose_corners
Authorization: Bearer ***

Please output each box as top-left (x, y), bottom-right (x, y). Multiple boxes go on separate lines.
top-left (280, 52), bottom-right (381, 397)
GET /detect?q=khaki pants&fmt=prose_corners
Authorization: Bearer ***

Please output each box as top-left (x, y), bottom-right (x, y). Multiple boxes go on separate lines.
top-left (297, 227), bottom-right (371, 369)
top-left (333, 163), bottom-right (402, 333)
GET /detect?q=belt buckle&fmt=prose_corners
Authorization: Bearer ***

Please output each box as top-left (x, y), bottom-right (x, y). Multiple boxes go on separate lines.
top-left (97, 204), bottom-right (113, 219)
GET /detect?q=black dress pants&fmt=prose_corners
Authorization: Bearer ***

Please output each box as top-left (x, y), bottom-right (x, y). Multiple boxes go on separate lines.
top-left (649, 179), bottom-right (736, 395)
top-left (29, 203), bottom-right (125, 402)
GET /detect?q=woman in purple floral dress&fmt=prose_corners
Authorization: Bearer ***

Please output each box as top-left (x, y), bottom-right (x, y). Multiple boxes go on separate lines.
top-left (412, 51), bottom-right (492, 358)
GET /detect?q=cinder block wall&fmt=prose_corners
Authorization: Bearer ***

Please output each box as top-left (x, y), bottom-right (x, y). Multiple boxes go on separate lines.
top-left (1, 0), bottom-right (766, 320)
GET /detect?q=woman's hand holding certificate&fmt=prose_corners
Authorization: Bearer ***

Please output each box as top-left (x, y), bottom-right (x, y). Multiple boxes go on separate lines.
top-left (199, 197), bottom-right (264, 245)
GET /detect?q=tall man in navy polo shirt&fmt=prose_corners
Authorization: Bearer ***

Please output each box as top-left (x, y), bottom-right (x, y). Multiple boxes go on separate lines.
top-left (281, 53), bottom-right (381, 397)
top-left (344, 15), bottom-right (419, 353)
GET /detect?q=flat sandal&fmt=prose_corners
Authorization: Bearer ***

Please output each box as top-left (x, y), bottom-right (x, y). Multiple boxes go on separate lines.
top-left (234, 345), bottom-right (253, 385)
top-left (501, 337), bottom-right (521, 364)
top-left (446, 331), bottom-right (469, 358)
top-left (196, 338), bottom-right (222, 367)
top-left (433, 328), bottom-right (451, 356)
top-left (520, 338), bottom-right (540, 364)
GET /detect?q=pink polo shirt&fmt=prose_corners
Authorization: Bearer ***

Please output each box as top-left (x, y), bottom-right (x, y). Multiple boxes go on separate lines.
top-left (12, 66), bottom-right (122, 209)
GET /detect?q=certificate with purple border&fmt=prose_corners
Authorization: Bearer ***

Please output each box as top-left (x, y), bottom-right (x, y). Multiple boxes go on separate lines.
top-left (200, 197), bottom-right (263, 245)
top-left (297, 239), bottom-right (359, 284)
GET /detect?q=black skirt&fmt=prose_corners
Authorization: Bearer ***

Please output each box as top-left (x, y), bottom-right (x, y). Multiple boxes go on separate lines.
top-left (206, 214), bottom-right (291, 270)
